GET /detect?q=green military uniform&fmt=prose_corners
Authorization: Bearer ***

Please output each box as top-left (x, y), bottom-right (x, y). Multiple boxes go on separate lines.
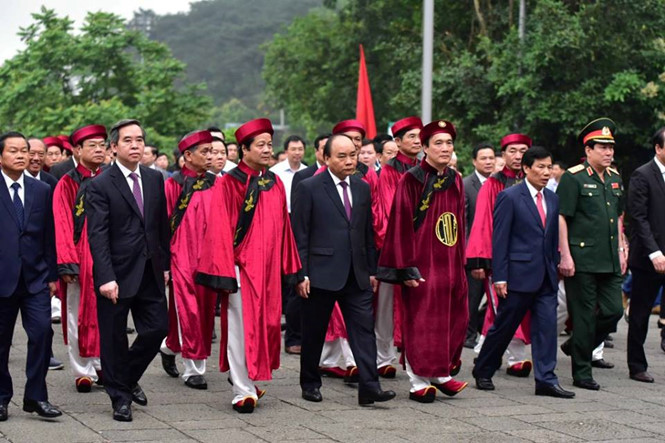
top-left (557, 118), bottom-right (625, 383)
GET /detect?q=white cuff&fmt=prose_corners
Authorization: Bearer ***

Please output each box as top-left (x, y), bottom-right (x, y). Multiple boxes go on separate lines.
top-left (649, 250), bottom-right (664, 261)
top-left (493, 281), bottom-right (507, 285)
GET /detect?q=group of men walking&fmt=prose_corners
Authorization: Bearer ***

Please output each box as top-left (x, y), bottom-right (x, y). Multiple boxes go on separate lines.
top-left (1, 114), bottom-right (664, 423)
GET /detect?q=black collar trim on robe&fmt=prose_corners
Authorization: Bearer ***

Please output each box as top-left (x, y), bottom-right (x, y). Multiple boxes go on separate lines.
top-left (490, 168), bottom-right (523, 188)
top-left (228, 166), bottom-right (277, 248)
top-left (408, 163), bottom-right (457, 231)
top-left (67, 165), bottom-right (101, 245)
top-left (169, 171), bottom-right (217, 235)
top-left (386, 153), bottom-right (418, 174)
top-left (354, 161), bottom-right (369, 178)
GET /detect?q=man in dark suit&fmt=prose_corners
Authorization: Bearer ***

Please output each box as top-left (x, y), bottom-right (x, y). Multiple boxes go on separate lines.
top-left (291, 134), bottom-right (395, 406)
top-left (463, 142), bottom-right (496, 348)
top-left (86, 119), bottom-right (170, 422)
top-left (0, 131), bottom-right (62, 421)
top-left (49, 154), bottom-right (76, 180)
top-left (473, 146), bottom-right (574, 398)
top-left (626, 127), bottom-right (665, 383)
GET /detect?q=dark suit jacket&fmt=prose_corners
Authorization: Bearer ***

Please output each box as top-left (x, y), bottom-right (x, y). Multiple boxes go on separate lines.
top-left (463, 171), bottom-right (483, 238)
top-left (291, 170), bottom-right (377, 292)
top-left (0, 175), bottom-right (57, 297)
top-left (291, 163), bottom-right (318, 210)
top-left (86, 163), bottom-right (170, 298)
top-left (492, 181), bottom-right (560, 293)
top-left (628, 159), bottom-right (665, 271)
top-left (49, 157), bottom-right (75, 180)
top-left (38, 171), bottom-right (58, 190)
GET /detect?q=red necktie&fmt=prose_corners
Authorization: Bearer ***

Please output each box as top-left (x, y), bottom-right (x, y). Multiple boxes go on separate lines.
top-left (536, 191), bottom-right (546, 227)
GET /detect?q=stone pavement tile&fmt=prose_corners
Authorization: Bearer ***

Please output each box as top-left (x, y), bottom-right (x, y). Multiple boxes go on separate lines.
top-left (585, 410), bottom-right (660, 425)
top-left (596, 439), bottom-right (665, 443)
top-left (407, 402), bottom-right (482, 418)
top-left (624, 421), bottom-right (665, 435)
top-left (510, 397), bottom-right (609, 412)
top-left (317, 407), bottom-right (433, 427)
top-left (450, 395), bottom-right (524, 409)
top-left (144, 403), bottom-right (227, 421)
top-left (185, 428), bottom-right (271, 442)
top-left (100, 428), bottom-right (193, 442)
top-left (536, 419), bottom-right (654, 440)
top-left (517, 411), bottom-right (596, 424)
top-left (505, 429), bottom-right (583, 443)
top-left (426, 431), bottom-right (531, 443)
top-left (457, 416), bottom-right (539, 432)
top-left (0, 413), bottom-right (104, 443)
top-left (70, 409), bottom-right (170, 431)
top-left (299, 423), bottom-right (411, 442)
top-left (472, 404), bottom-right (553, 417)
top-left (170, 417), bottom-right (251, 430)
top-left (246, 424), bottom-right (332, 441)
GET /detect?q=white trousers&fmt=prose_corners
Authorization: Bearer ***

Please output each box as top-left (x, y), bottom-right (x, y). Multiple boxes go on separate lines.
top-left (51, 295), bottom-right (62, 319)
top-left (405, 356), bottom-right (450, 392)
top-left (375, 283), bottom-right (396, 367)
top-left (227, 286), bottom-right (259, 404)
top-left (556, 281), bottom-right (605, 361)
top-left (66, 283), bottom-right (100, 380)
top-left (320, 338), bottom-right (356, 368)
top-left (474, 334), bottom-right (528, 367)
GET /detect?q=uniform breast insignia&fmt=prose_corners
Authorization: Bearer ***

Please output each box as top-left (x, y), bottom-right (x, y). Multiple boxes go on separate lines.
top-left (75, 195), bottom-right (85, 216)
top-left (568, 164), bottom-right (585, 174)
top-left (583, 183), bottom-right (597, 189)
top-left (244, 190), bottom-right (255, 212)
top-left (611, 182), bottom-right (620, 189)
top-left (586, 166), bottom-right (594, 176)
top-left (435, 212), bottom-right (458, 247)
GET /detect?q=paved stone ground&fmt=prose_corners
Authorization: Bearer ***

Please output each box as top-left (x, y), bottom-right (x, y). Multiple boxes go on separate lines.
top-left (2, 314), bottom-right (665, 442)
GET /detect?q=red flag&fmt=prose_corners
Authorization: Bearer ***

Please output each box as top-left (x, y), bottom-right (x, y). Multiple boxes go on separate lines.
top-left (356, 44), bottom-right (377, 139)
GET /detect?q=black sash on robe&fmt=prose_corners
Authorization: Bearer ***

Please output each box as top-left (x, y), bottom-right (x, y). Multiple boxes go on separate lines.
top-left (408, 165), bottom-right (457, 231)
top-left (169, 171), bottom-right (217, 235)
top-left (228, 167), bottom-right (276, 248)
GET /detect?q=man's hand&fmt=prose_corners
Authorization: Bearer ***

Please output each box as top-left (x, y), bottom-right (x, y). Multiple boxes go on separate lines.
top-left (370, 276), bottom-right (379, 293)
top-left (296, 279), bottom-right (310, 299)
top-left (404, 278), bottom-right (426, 288)
top-left (653, 255), bottom-right (665, 274)
top-left (62, 274), bottom-right (77, 284)
top-left (494, 282), bottom-right (508, 299)
top-left (558, 254), bottom-right (575, 278)
top-left (164, 271), bottom-right (170, 286)
top-left (471, 269), bottom-right (486, 280)
top-left (100, 280), bottom-right (119, 304)
top-left (619, 249), bottom-right (628, 275)
top-left (48, 281), bottom-right (58, 297)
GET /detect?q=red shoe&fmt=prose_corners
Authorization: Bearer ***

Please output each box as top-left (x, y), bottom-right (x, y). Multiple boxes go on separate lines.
top-left (232, 397), bottom-right (256, 414)
top-left (506, 360), bottom-right (532, 378)
top-left (319, 366), bottom-right (346, 378)
top-left (344, 366), bottom-right (359, 383)
top-left (378, 365), bottom-right (397, 379)
top-left (75, 376), bottom-right (93, 393)
top-left (409, 386), bottom-right (436, 403)
top-left (255, 385), bottom-right (266, 399)
top-left (450, 361), bottom-right (462, 377)
top-left (432, 379), bottom-right (468, 397)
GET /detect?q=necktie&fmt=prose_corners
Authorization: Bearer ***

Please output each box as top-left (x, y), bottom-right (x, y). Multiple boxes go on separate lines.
top-left (129, 172), bottom-right (144, 217)
top-left (536, 191), bottom-right (546, 227)
top-left (339, 181), bottom-right (352, 220)
top-left (11, 182), bottom-right (24, 230)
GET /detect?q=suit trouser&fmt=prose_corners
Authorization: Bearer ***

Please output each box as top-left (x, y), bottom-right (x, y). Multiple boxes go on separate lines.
top-left (564, 272), bottom-right (623, 381)
top-left (473, 283), bottom-right (559, 387)
top-left (0, 280), bottom-right (52, 404)
top-left (627, 268), bottom-right (665, 375)
top-left (556, 280), bottom-right (604, 361)
top-left (283, 282), bottom-right (302, 348)
top-left (374, 282), bottom-right (396, 367)
top-left (300, 272), bottom-right (380, 392)
top-left (465, 270), bottom-right (485, 341)
top-left (66, 283), bottom-right (100, 380)
top-left (97, 263), bottom-right (168, 407)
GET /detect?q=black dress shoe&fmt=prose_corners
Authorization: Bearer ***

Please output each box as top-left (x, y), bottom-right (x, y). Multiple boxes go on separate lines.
top-left (358, 388), bottom-right (396, 406)
top-left (113, 403), bottom-right (132, 422)
top-left (573, 379), bottom-right (600, 390)
top-left (630, 371), bottom-right (655, 383)
top-left (0, 403), bottom-right (7, 421)
top-left (301, 388), bottom-right (322, 402)
top-left (160, 351), bottom-right (179, 378)
top-left (475, 378), bottom-right (495, 391)
top-left (131, 384), bottom-right (148, 406)
top-left (185, 375), bottom-right (208, 390)
top-left (560, 340), bottom-right (571, 356)
top-left (535, 384), bottom-right (575, 398)
top-left (22, 399), bottom-right (62, 418)
top-left (661, 333), bottom-right (665, 353)
top-left (603, 340), bottom-right (614, 348)
top-left (591, 359), bottom-right (614, 369)
top-left (463, 337), bottom-right (477, 349)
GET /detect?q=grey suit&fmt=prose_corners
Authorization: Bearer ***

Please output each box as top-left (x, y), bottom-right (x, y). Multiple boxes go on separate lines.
top-left (463, 171), bottom-right (486, 343)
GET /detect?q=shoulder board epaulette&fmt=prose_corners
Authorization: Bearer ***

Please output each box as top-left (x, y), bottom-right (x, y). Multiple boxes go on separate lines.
top-left (608, 167), bottom-right (619, 176)
top-left (567, 164), bottom-right (585, 174)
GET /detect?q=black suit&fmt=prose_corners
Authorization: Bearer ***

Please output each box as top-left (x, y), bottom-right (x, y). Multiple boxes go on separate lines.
top-left (49, 157), bottom-right (75, 180)
top-left (290, 163), bottom-right (318, 210)
top-left (0, 174), bottom-right (56, 404)
top-left (86, 163), bottom-right (169, 407)
top-left (291, 170), bottom-right (379, 392)
top-left (463, 171), bottom-right (486, 342)
top-left (627, 158), bottom-right (665, 375)
top-left (36, 171), bottom-right (58, 190)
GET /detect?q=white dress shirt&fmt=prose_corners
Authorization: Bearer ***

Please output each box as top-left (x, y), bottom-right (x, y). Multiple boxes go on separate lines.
top-left (116, 161), bottom-right (144, 201)
top-left (474, 169), bottom-right (488, 186)
top-left (525, 179), bottom-right (547, 216)
top-left (2, 170), bottom-right (25, 205)
top-left (648, 156), bottom-right (665, 261)
top-left (327, 169), bottom-right (353, 207)
top-left (270, 159), bottom-right (307, 212)
top-left (24, 170), bottom-right (42, 181)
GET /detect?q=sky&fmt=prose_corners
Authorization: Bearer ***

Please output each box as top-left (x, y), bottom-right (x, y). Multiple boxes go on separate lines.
top-left (1, 0), bottom-right (193, 62)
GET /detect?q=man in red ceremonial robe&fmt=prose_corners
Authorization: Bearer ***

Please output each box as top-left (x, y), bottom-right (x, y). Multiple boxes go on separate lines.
top-left (373, 116), bottom-right (423, 378)
top-left (196, 118), bottom-right (301, 414)
top-left (159, 130), bottom-right (225, 390)
top-left (53, 124), bottom-right (107, 392)
top-left (466, 134), bottom-right (533, 376)
top-left (377, 120), bottom-right (469, 403)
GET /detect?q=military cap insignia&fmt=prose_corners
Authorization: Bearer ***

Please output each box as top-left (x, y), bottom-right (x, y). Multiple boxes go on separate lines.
top-left (438, 121), bottom-right (446, 128)
top-left (601, 126), bottom-right (611, 136)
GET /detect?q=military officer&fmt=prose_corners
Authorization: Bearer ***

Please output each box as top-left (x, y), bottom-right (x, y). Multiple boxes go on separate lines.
top-left (557, 118), bottom-right (626, 390)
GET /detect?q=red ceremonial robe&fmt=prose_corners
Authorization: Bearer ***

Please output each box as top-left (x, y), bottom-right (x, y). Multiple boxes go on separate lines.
top-left (466, 167), bottom-right (530, 343)
top-left (164, 166), bottom-right (220, 360)
top-left (197, 161), bottom-right (301, 380)
top-left (377, 159), bottom-right (468, 377)
top-left (53, 164), bottom-right (101, 357)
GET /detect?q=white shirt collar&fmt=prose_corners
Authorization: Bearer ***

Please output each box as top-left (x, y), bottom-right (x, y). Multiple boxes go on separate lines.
top-left (654, 156), bottom-right (665, 174)
top-left (116, 161), bottom-right (141, 178)
top-left (2, 169), bottom-right (25, 190)
top-left (24, 170), bottom-right (41, 180)
top-left (271, 159), bottom-right (306, 174)
top-left (474, 169), bottom-right (488, 184)
top-left (328, 168), bottom-right (351, 187)
top-left (524, 178), bottom-right (542, 199)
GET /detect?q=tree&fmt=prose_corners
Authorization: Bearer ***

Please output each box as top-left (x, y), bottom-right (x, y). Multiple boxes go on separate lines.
top-left (0, 7), bottom-right (212, 151)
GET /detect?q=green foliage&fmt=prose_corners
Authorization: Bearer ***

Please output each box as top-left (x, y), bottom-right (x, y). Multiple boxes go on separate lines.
top-left (0, 7), bottom-right (212, 152)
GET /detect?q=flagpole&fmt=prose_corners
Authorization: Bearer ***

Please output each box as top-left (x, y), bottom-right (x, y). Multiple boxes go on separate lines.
top-left (421, 0), bottom-right (433, 123)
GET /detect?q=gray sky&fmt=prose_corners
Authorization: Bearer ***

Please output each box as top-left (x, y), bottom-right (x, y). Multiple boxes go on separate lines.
top-left (1, 0), bottom-right (192, 62)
